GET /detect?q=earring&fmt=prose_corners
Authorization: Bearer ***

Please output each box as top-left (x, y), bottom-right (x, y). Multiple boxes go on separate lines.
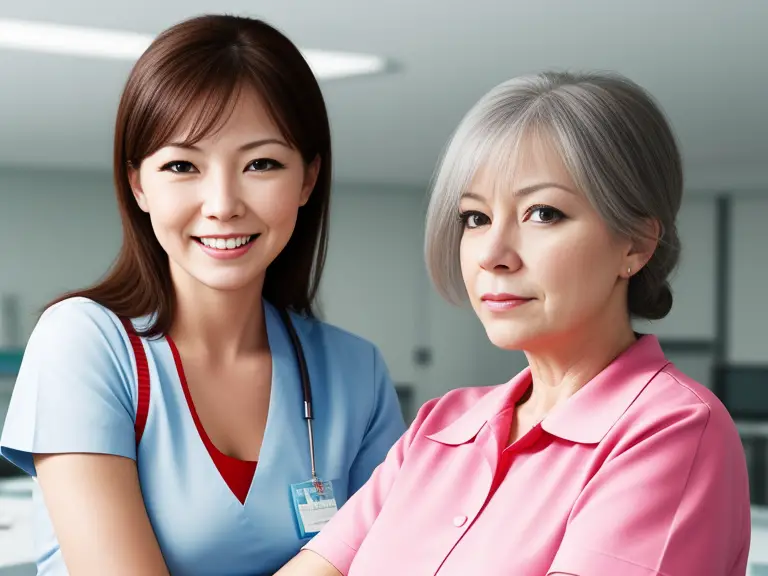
top-left (627, 266), bottom-right (632, 278)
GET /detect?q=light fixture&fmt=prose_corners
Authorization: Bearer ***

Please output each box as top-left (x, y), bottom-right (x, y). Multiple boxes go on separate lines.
top-left (0, 18), bottom-right (387, 80)
top-left (302, 50), bottom-right (386, 80)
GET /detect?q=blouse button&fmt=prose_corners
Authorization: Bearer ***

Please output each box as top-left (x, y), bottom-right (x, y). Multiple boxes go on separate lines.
top-left (453, 515), bottom-right (467, 527)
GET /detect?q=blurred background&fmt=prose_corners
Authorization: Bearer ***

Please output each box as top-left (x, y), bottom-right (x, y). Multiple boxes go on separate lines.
top-left (0, 0), bottom-right (766, 574)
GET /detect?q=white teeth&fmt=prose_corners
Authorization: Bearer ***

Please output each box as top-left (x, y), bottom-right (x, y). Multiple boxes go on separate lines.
top-left (199, 236), bottom-right (253, 250)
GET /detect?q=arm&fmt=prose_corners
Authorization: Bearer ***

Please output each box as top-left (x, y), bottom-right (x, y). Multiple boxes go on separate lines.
top-left (274, 550), bottom-right (342, 576)
top-left (0, 300), bottom-right (169, 575)
top-left (35, 454), bottom-right (169, 576)
top-left (276, 345), bottom-right (412, 576)
top-left (348, 346), bottom-right (407, 493)
top-left (276, 397), bottom-right (440, 576)
top-left (547, 400), bottom-right (751, 576)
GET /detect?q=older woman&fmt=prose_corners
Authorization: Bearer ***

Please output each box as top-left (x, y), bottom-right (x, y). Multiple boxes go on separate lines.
top-left (276, 71), bottom-right (751, 576)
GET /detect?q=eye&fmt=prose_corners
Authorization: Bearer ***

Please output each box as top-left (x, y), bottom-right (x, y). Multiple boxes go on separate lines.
top-left (525, 205), bottom-right (565, 224)
top-left (246, 158), bottom-right (285, 172)
top-left (458, 210), bottom-right (490, 229)
top-left (160, 161), bottom-right (197, 174)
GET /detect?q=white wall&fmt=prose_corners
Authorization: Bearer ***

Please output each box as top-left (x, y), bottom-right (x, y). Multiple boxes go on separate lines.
top-left (634, 196), bottom-right (719, 390)
top-left (0, 168), bottom-right (120, 428)
top-left (318, 183), bottom-right (428, 388)
top-left (0, 168), bottom-right (121, 341)
top-left (729, 196), bottom-right (768, 364)
top-left (633, 196), bottom-right (717, 340)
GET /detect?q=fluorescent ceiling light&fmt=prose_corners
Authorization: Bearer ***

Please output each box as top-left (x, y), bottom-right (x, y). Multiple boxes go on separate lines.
top-left (0, 19), bottom-right (151, 60)
top-left (0, 18), bottom-right (387, 79)
top-left (303, 51), bottom-right (386, 80)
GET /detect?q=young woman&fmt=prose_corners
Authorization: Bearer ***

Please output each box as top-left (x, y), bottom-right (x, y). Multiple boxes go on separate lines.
top-left (278, 71), bottom-right (751, 575)
top-left (0, 14), bottom-right (405, 576)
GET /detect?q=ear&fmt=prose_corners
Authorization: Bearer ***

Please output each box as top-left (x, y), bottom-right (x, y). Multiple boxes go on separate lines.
top-left (624, 218), bottom-right (661, 279)
top-left (127, 162), bottom-right (149, 213)
top-left (299, 155), bottom-right (321, 207)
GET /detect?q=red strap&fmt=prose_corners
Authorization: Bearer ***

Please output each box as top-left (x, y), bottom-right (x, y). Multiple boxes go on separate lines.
top-left (120, 318), bottom-right (150, 447)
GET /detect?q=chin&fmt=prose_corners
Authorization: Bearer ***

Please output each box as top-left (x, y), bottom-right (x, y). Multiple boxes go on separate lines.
top-left (191, 270), bottom-right (264, 293)
top-left (484, 325), bottom-right (529, 351)
top-left (482, 318), bottom-right (549, 352)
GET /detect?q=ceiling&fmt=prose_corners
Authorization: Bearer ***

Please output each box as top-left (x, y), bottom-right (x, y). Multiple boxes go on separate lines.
top-left (0, 0), bottom-right (766, 192)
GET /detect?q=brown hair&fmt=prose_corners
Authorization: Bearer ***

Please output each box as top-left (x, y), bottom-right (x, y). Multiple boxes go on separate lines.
top-left (50, 14), bottom-right (333, 337)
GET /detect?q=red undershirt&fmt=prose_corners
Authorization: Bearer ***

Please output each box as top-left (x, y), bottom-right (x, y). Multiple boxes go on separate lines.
top-left (166, 335), bottom-right (257, 504)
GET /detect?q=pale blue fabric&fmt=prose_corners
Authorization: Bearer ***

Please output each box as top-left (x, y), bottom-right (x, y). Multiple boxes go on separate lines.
top-left (1, 297), bottom-right (406, 575)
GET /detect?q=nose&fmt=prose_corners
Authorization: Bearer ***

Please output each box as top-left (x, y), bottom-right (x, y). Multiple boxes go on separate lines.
top-left (477, 223), bottom-right (523, 273)
top-left (200, 169), bottom-right (246, 221)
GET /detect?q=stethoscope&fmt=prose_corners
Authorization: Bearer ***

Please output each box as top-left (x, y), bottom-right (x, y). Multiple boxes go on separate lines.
top-left (277, 308), bottom-right (319, 484)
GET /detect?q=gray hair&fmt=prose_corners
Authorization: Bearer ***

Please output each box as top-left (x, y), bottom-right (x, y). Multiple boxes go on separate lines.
top-left (424, 71), bottom-right (683, 320)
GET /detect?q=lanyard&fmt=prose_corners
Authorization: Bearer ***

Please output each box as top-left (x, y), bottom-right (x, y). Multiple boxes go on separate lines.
top-left (277, 308), bottom-right (318, 483)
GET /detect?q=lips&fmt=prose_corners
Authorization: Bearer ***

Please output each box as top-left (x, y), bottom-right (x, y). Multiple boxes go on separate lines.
top-left (481, 293), bottom-right (530, 302)
top-left (480, 293), bottom-right (533, 311)
top-left (192, 233), bottom-right (261, 260)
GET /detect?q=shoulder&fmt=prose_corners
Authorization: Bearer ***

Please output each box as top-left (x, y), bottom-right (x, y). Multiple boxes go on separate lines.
top-left (35, 296), bottom-right (120, 334)
top-left (24, 297), bottom-right (134, 370)
top-left (286, 312), bottom-right (408, 447)
top-left (404, 384), bottom-right (503, 443)
top-left (624, 364), bottom-right (743, 459)
top-left (1, 298), bottom-right (143, 473)
top-left (289, 312), bottom-right (385, 370)
top-left (647, 364), bottom-right (734, 430)
top-left (293, 313), bottom-right (377, 352)
top-left (660, 364), bottom-right (742, 446)
top-left (285, 313), bottom-right (395, 416)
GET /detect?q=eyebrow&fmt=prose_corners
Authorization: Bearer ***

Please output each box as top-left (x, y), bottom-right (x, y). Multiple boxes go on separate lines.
top-left (165, 138), bottom-right (291, 152)
top-left (460, 182), bottom-right (576, 201)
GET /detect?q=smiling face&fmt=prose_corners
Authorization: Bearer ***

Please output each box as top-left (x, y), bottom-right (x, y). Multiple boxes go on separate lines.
top-left (458, 136), bottom-right (650, 352)
top-left (128, 86), bottom-right (319, 296)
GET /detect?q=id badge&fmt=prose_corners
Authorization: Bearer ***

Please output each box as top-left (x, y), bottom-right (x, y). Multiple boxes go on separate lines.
top-left (289, 478), bottom-right (339, 538)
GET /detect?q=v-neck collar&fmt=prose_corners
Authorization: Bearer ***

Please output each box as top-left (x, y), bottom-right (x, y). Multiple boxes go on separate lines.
top-left (164, 300), bottom-right (295, 506)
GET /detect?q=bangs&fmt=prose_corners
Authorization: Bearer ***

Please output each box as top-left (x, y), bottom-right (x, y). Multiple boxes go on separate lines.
top-left (437, 104), bottom-right (565, 209)
top-left (124, 57), bottom-right (294, 163)
top-left (484, 119), bottom-right (572, 199)
top-left (167, 80), bottom-right (244, 149)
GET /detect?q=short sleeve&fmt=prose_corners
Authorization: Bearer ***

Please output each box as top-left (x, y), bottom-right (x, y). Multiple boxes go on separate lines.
top-left (304, 397), bottom-right (439, 575)
top-left (347, 346), bottom-right (407, 494)
top-left (0, 298), bottom-right (139, 477)
top-left (548, 403), bottom-right (751, 576)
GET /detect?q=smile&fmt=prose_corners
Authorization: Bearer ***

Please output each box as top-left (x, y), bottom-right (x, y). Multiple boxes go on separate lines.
top-left (194, 235), bottom-right (258, 250)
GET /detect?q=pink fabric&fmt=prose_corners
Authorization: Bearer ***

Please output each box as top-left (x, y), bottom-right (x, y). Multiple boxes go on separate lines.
top-left (305, 335), bottom-right (751, 575)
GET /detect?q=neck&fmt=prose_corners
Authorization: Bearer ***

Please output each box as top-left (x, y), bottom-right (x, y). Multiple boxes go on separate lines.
top-left (520, 309), bottom-right (637, 421)
top-left (168, 266), bottom-right (269, 362)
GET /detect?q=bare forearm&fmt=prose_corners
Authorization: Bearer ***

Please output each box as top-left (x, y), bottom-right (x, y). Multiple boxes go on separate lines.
top-left (275, 550), bottom-right (342, 576)
top-left (35, 453), bottom-right (170, 576)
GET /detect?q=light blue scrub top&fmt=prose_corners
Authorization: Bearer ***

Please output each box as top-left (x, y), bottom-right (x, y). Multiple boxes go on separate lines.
top-left (0, 297), bottom-right (406, 575)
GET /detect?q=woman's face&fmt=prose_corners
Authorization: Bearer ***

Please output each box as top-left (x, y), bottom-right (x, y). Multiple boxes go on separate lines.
top-left (129, 87), bottom-right (319, 295)
top-left (459, 137), bottom-right (653, 352)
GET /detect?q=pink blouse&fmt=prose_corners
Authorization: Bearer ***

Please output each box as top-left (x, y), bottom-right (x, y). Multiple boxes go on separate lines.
top-left (305, 335), bottom-right (751, 575)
